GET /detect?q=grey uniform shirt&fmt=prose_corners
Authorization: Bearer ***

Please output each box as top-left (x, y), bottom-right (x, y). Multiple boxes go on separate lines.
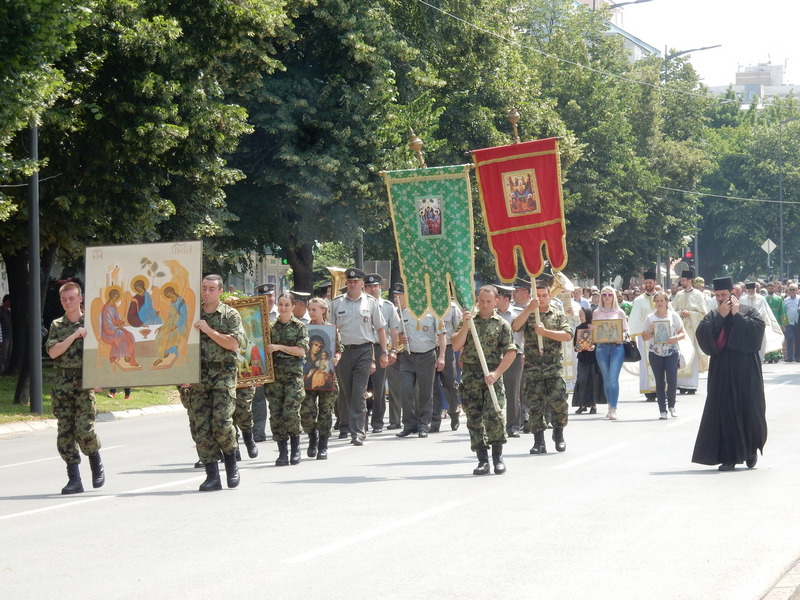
top-left (330, 292), bottom-right (386, 345)
top-left (497, 305), bottom-right (525, 354)
top-left (378, 298), bottom-right (401, 337)
top-left (401, 309), bottom-right (445, 353)
top-left (441, 303), bottom-right (463, 345)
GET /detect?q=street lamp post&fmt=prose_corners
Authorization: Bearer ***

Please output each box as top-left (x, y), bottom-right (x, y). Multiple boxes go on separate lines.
top-left (779, 116), bottom-right (800, 279)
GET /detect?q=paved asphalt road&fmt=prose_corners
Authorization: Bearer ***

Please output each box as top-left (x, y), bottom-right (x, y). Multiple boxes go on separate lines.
top-left (1, 364), bottom-right (799, 600)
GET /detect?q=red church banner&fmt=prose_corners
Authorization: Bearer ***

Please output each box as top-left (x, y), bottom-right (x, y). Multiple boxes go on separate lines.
top-left (471, 137), bottom-right (568, 281)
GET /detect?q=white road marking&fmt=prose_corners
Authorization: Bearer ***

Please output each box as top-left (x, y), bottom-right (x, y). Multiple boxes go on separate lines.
top-left (282, 500), bottom-right (465, 564)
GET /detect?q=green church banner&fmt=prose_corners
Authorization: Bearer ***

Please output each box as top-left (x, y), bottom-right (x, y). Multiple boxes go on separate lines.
top-left (382, 164), bottom-right (475, 320)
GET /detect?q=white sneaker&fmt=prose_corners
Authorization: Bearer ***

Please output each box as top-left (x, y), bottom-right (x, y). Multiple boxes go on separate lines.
top-left (659, 412), bottom-right (668, 420)
top-left (669, 407), bottom-right (678, 418)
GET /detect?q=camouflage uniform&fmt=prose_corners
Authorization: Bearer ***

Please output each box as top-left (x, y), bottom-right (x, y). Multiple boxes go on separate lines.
top-left (519, 305), bottom-right (573, 434)
top-left (186, 303), bottom-right (246, 464)
top-left (45, 315), bottom-right (101, 464)
top-left (458, 313), bottom-right (516, 452)
top-left (264, 316), bottom-right (308, 442)
top-left (233, 385), bottom-right (255, 433)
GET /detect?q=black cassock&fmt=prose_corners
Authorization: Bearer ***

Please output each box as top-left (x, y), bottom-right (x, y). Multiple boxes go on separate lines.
top-left (692, 304), bottom-right (768, 466)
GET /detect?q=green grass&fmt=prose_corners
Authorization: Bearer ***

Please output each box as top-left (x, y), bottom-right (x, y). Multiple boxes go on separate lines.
top-left (0, 367), bottom-right (180, 425)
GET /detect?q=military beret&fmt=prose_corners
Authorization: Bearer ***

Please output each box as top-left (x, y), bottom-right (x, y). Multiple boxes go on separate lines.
top-left (345, 268), bottom-right (366, 280)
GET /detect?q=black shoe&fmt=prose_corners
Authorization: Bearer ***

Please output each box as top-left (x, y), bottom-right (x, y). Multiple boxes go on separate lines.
top-left (351, 438), bottom-right (364, 446)
top-left (645, 393), bottom-right (657, 401)
top-left (223, 452), bottom-right (240, 488)
top-left (589, 406), bottom-right (597, 414)
top-left (62, 463), bottom-right (84, 495)
top-left (718, 463), bottom-right (736, 471)
top-left (552, 427), bottom-right (566, 453)
top-left (450, 414), bottom-right (460, 431)
top-left (289, 435), bottom-right (301, 465)
top-left (338, 430), bottom-right (349, 439)
top-left (418, 431), bottom-right (428, 438)
top-left (428, 424), bottom-right (440, 433)
top-left (88, 451), bottom-right (105, 489)
top-left (746, 454), bottom-right (758, 469)
top-left (687, 390), bottom-right (696, 395)
top-left (508, 430), bottom-right (520, 438)
top-left (473, 447), bottom-right (490, 476)
top-left (530, 431), bottom-right (547, 455)
top-left (317, 436), bottom-right (329, 459)
top-left (199, 462), bottom-right (222, 491)
top-left (491, 443), bottom-right (506, 475)
top-left (275, 440), bottom-right (289, 466)
top-left (194, 460), bottom-right (204, 469)
top-left (387, 424), bottom-right (401, 430)
top-left (243, 431), bottom-right (259, 458)
top-left (307, 430), bottom-right (319, 458)
top-left (372, 427), bottom-right (383, 434)
top-left (396, 428), bottom-right (416, 438)
top-left (575, 407), bottom-right (586, 414)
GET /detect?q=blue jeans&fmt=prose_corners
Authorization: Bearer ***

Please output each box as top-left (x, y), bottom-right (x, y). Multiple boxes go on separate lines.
top-left (594, 343), bottom-right (624, 409)
top-left (649, 351), bottom-right (679, 413)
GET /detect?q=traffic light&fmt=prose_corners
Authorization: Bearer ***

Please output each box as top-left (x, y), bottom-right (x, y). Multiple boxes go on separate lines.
top-left (682, 248), bottom-right (694, 268)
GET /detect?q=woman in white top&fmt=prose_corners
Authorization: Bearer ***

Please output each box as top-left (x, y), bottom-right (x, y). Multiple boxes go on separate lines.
top-left (641, 291), bottom-right (686, 420)
top-left (592, 286), bottom-right (628, 420)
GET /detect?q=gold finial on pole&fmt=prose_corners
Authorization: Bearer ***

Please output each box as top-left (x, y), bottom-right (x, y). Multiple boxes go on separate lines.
top-left (408, 128), bottom-right (427, 168)
top-left (507, 107), bottom-right (520, 144)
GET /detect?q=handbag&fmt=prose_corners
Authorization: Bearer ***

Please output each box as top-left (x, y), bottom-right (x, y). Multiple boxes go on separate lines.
top-left (622, 335), bottom-right (641, 363)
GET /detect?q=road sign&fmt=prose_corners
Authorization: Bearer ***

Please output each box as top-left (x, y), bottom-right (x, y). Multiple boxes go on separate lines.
top-left (762, 239), bottom-right (776, 254)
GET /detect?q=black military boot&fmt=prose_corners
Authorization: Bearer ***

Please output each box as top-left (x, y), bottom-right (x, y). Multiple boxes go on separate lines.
top-left (530, 431), bottom-right (547, 455)
top-left (88, 451), bottom-right (105, 488)
top-left (317, 436), bottom-right (328, 460)
top-left (235, 447), bottom-right (242, 461)
top-left (553, 427), bottom-right (566, 453)
top-left (290, 435), bottom-right (302, 465)
top-left (222, 452), bottom-right (240, 488)
top-left (473, 447), bottom-right (490, 475)
top-left (491, 443), bottom-right (506, 475)
top-left (199, 462), bottom-right (222, 491)
top-left (275, 440), bottom-right (289, 466)
top-left (61, 463), bottom-right (84, 495)
top-left (307, 430), bottom-right (319, 458)
top-left (242, 431), bottom-right (258, 459)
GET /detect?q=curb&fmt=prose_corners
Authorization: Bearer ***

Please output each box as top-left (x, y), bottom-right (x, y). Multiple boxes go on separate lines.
top-left (764, 558), bottom-right (800, 600)
top-left (0, 403), bottom-right (184, 437)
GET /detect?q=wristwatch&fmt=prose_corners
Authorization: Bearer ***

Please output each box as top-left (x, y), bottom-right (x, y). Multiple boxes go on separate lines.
top-left (381, 350), bottom-right (389, 355)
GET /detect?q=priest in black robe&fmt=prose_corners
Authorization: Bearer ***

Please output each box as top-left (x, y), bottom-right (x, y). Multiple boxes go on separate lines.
top-left (692, 276), bottom-right (767, 471)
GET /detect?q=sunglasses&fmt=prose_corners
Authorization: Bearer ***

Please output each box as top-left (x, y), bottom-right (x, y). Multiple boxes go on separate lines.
top-left (601, 293), bottom-right (614, 297)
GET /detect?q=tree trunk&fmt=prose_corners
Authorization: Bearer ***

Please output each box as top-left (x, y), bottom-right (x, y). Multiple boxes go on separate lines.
top-left (286, 242), bottom-right (314, 292)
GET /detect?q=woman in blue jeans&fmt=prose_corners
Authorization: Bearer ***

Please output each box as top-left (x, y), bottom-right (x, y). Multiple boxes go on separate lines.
top-left (593, 286), bottom-right (628, 420)
top-left (641, 291), bottom-right (685, 419)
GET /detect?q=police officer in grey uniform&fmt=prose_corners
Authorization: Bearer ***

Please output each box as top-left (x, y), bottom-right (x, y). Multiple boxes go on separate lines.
top-left (330, 268), bottom-right (389, 445)
top-left (496, 285), bottom-right (525, 437)
top-left (396, 292), bottom-right (446, 437)
top-left (385, 283), bottom-right (406, 430)
top-left (364, 273), bottom-right (400, 433)
top-left (431, 299), bottom-right (462, 432)
top-left (252, 283), bottom-right (275, 442)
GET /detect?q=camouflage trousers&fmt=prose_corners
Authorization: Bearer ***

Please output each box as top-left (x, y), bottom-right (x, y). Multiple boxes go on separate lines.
top-left (186, 383), bottom-right (237, 463)
top-left (264, 368), bottom-right (304, 442)
top-left (525, 374), bottom-right (568, 434)
top-left (178, 386), bottom-right (198, 445)
top-left (301, 383), bottom-right (338, 436)
top-left (233, 386), bottom-right (255, 433)
top-left (461, 365), bottom-right (506, 452)
top-left (52, 380), bottom-right (101, 464)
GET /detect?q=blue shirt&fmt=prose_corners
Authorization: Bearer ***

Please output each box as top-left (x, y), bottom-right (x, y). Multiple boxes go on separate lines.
top-left (784, 295), bottom-right (799, 326)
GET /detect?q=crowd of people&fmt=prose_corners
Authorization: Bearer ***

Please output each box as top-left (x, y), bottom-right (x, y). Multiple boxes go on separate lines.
top-left (45, 266), bottom-right (778, 493)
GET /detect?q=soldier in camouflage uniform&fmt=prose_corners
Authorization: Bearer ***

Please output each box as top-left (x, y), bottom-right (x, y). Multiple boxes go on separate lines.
top-left (184, 275), bottom-right (247, 491)
top-left (300, 298), bottom-right (340, 459)
top-left (452, 286), bottom-right (518, 475)
top-left (512, 280), bottom-right (574, 455)
top-left (45, 282), bottom-right (105, 494)
top-left (265, 292), bottom-right (309, 466)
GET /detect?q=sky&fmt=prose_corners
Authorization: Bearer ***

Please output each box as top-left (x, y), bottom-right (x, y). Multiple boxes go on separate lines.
top-left (617, 0), bottom-right (799, 87)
